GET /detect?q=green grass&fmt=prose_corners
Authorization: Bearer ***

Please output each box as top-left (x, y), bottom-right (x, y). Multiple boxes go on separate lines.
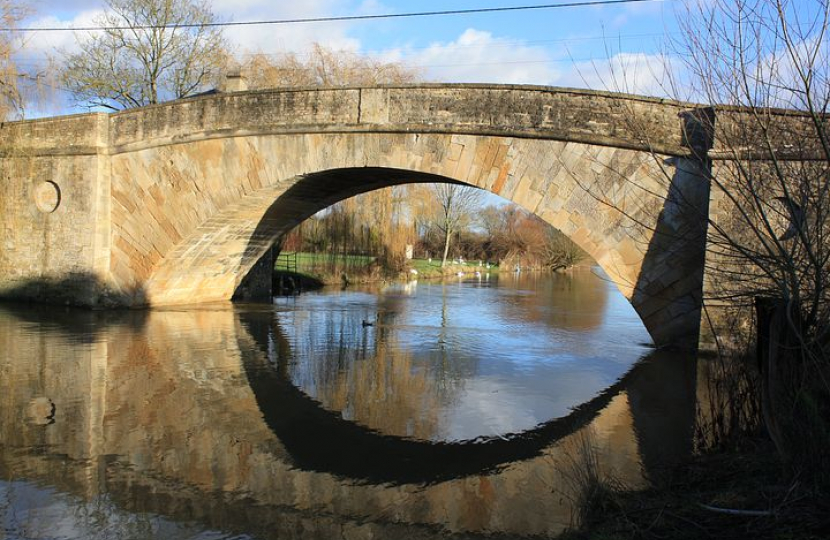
top-left (410, 258), bottom-right (442, 273)
top-left (410, 258), bottom-right (498, 278)
top-left (275, 251), bottom-right (375, 271)
top-left (275, 253), bottom-right (500, 282)
top-left (274, 251), bottom-right (379, 284)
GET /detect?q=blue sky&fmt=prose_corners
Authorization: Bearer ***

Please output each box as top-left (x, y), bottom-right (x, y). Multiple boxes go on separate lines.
top-left (17, 0), bottom-right (681, 116)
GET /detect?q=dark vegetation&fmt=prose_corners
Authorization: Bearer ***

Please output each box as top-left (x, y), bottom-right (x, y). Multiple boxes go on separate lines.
top-left (561, 345), bottom-right (830, 539)
top-left (560, 0), bottom-right (830, 534)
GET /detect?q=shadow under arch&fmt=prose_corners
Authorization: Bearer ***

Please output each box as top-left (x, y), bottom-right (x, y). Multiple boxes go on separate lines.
top-left (237, 310), bottom-right (675, 486)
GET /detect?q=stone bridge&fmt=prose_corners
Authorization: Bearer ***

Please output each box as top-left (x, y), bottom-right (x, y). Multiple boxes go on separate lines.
top-left (0, 83), bottom-right (774, 348)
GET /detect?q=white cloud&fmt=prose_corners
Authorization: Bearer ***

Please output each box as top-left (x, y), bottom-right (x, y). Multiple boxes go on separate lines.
top-left (610, 0), bottom-right (669, 28)
top-left (384, 28), bottom-right (559, 85)
top-left (371, 29), bottom-right (678, 98)
top-left (445, 377), bottom-right (542, 440)
top-left (211, 0), bottom-right (362, 55)
top-left (562, 52), bottom-right (676, 97)
top-left (18, 9), bottom-right (104, 60)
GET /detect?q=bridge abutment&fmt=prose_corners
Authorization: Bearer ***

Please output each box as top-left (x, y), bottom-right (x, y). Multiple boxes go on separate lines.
top-left (0, 114), bottom-right (116, 306)
top-left (632, 155), bottom-right (711, 349)
top-left (233, 246), bottom-right (274, 302)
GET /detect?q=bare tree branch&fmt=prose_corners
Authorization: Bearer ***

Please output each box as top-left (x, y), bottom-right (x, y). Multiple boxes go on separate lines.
top-left (61, 0), bottom-right (229, 110)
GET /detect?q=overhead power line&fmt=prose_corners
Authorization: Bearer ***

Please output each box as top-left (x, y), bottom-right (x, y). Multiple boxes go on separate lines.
top-left (5, 0), bottom-right (664, 33)
top-left (7, 30), bottom-right (673, 64)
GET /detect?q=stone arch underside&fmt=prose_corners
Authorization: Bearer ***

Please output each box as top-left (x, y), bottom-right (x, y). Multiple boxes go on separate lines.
top-left (110, 131), bottom-right (707, 348)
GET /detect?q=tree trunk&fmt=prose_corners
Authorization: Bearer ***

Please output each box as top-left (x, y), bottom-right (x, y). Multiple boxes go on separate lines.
top-left (755, 296), bottom-right (802, 465)
top-left (756, 297), bottom-right (788, 462)
top-left (441, 229), bottom-right (451, 268)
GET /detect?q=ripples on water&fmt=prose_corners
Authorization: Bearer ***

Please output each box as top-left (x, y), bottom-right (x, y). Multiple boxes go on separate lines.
top-left (0, 268), bottom-right (696, 539)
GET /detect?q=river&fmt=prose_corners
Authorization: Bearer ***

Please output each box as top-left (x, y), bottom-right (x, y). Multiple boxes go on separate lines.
top-left (0, 268), bottom-right (696, 539)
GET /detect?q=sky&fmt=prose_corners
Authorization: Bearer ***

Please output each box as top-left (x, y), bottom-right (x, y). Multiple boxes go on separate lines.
top-left (13, 0), bottom-right (684, 117)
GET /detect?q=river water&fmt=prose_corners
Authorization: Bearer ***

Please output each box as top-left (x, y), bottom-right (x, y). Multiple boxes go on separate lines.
top-left (0, 268), bottom-right (696, 539)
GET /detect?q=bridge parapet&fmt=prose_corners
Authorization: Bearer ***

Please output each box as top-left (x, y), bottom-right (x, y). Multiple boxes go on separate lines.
top-left (711, 105), bottom-right (828, 161)
top-left (107, 84), bottom-right (693, 155)
top-left (0, 113), bottom-right (109, 156)
top-left (1, 85), bottom-right (817, 161)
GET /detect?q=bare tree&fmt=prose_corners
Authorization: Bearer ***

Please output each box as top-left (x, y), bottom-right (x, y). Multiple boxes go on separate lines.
top-left (0, 1), bottom-right (51, 119)
top-left (0, 0), bottom-right (26, 119)
top-left (673, 0), bottom-right (830, 480)
top-left (61, 0), bottom-right (228, 110)
top-left (478, 203), bottom-right (583, 269)
top-left (240, 43), bottom-right (419, 89)
top-left (432, 184), bottom-right (482, 267)
top-left (578, 0), bottom-right (830, 481)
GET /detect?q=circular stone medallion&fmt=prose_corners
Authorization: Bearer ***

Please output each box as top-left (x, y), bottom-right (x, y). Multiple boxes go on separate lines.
top-left (34, 181), bottom-right (61, 213)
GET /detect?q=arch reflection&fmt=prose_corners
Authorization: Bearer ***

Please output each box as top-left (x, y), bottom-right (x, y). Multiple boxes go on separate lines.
top-left (242, 309), bottom-right (679, 484)
top-left (0, 292), bottom-right (695, 539)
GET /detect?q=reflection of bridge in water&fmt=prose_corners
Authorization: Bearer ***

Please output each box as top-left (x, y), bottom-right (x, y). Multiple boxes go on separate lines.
top-left (243, 310), bottom-right (689, 485)
top-left (0, 305), bottom-right (696, 538)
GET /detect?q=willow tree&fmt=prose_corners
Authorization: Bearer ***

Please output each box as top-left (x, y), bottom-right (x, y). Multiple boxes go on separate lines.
top-left (241, 43), bottom-right (419, 89)
top-left (0, 0), bottom-right (28, 118)
top-left (62, 0), bottom-right (228, 110)
top-left (247, 44), bottom-right (422, 274)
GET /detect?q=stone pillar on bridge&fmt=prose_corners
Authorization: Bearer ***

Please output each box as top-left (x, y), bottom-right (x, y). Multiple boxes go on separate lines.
top-left (631, 107), bottom-right (714, 350)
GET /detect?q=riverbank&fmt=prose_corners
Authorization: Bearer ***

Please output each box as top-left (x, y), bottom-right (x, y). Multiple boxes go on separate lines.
top-left (273, 253), bottom-right (503, 290)
top-left (271, 259), bottom-right (593, 294)
top-left (560, 348), bottom-right (829, 539)
top-left (562, 441), bottom-right (828, 539)
top-left (272, 270), bottom-right (325, 293)
top-left (409, 258), bottom-right (499, 279)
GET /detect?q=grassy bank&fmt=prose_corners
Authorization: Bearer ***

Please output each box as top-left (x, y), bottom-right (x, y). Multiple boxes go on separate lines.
top-left (279, 252), bottom-right (375, 268)
top-left (275, 251), bottom-right (381, 285)
top-left (275, 252), bottom-right (501, 285)
top-left (560, 440), bottom-right (828, 540)
top-left (409, 258), bottom-right (499, 279)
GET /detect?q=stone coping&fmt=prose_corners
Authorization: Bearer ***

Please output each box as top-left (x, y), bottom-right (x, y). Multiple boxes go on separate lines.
top-left (1, 83), bottom-right (821, 160)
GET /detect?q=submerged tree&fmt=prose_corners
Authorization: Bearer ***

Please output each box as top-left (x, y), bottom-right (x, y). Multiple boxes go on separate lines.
top-left (62, 0), bottom-right (228, 110)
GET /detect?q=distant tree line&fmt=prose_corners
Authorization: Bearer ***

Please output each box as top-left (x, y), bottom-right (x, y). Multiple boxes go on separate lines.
top-left (283, 193), bottom-right (585, 276)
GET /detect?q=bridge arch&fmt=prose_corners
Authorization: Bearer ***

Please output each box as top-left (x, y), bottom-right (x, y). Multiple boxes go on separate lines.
top-left (1, 85), bottom-right (712, 347)
top-left (122, 133), bottom-right (703, 348)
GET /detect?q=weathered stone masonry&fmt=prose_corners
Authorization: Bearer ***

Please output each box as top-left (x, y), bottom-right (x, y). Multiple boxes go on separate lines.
top-left (0, 83), bottom-right (752, 348)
